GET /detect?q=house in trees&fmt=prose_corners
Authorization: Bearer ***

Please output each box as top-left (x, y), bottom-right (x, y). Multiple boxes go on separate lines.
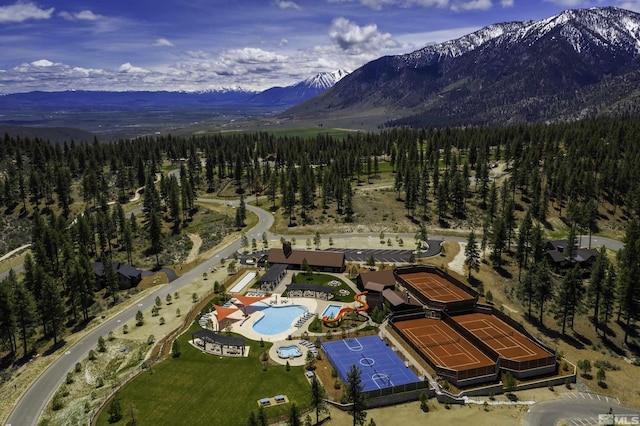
top-left (92, 261), bottom-right (143, 290)
top-left (266, 242), bottom-right (345, 273)
top-left (544, 240), bottom-right (599, 269)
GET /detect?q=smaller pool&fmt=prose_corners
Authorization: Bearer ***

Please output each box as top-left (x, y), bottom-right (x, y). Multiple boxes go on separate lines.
top-left (321, 304), bottom-right (342, 319)
top-left (277, 345), bottom-right (302, 359)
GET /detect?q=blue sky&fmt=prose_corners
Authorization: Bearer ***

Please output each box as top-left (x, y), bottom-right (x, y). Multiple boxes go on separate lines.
top-left (0, 0), bottom-right (636, 93)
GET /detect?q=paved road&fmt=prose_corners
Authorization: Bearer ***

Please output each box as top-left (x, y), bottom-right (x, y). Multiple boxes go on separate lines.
top-left (524, 392), bottom-right (640, 426)
top-left (1, 186), bottom-right (627, 426)
top-left (5, 201), bottom-right (272, 426)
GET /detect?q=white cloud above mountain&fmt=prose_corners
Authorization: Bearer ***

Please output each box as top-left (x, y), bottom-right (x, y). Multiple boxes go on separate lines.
top-left (0, 1), bottom-right (54, 24)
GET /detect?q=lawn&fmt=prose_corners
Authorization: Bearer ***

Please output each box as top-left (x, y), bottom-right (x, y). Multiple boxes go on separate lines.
top-left (95, 324), bottom-right (310, 426)
top-left (288, 272), bottom-right (356, 302)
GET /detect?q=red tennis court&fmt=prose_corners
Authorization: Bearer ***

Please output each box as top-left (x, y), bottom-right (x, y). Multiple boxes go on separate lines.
top-left (400, 272), bottom-right (475, 304)
top-left (395, 318), bottom-right (494, 373)
top-left (454, 312), bottom-right (554, 364)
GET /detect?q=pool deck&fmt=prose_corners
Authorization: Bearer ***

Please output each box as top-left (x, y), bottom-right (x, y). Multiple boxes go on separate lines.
top-left (222, 270), bottom-right (366, 365)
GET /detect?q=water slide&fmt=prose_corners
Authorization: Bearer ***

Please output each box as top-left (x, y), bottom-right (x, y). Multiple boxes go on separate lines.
top-left (322, 291), bottom-right (368, 324)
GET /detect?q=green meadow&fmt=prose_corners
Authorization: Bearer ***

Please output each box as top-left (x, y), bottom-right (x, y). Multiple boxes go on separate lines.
top-left (96, 323), bottom-right (310, 426)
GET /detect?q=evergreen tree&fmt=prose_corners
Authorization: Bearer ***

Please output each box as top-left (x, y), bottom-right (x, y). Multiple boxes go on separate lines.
top-left (532, 262), bottom-right (553, 326)
top-left (40, 274), bottom-right (65, 345)
top-left (310, 376), bottom-right (328, 424)
top-left (346, 364), bottom-right (367, 426)
top-left (286, 402), bottom-right (301, 426)
top-left (553, 265), bottom-right (584, 335)
top-left (615, 219), bottom-right (640, 344)
top-left (599, 264), bottom-right (617, 338)
top-left (0, 275), bottom-right (17, 354)
top-left (464, 231), bottom-right (480, 280)
top-left (108, 393), bottom-right (123, 423)
top-left (587, 247), bottom-right (609, 332)
top-left (13, 278), bottom-right (36, 356)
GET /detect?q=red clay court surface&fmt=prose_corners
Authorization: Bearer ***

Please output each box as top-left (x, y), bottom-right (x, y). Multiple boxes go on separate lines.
top-left (454, 312), bottom-right (553, 363)
top-left (400, 272), bottom-right (475, 304)
top-left (395, 318), bottom-right (494, 372)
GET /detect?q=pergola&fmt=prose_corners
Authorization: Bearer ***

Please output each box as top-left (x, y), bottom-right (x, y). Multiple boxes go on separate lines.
top-left (192, 329), bottom-right (246, 356)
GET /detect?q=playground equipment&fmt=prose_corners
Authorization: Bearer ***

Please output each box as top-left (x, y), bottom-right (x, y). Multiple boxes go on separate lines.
top-left (322, 291), bottom-right (368, 324)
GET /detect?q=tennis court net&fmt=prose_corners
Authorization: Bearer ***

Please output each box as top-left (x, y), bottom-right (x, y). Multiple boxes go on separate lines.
top-left (419, 338), bottom-right (460, 348)
top-left (478, 331), bottom-right (513, 341)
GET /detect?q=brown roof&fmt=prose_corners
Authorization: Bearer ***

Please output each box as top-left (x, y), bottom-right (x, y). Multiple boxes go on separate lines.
top-left (267, 248), bottom-right (344, 268)
top-left (359, 269), bottom-right (396, 287)
top-left (382, 289), bottom-right (406, 306)
top-left (365, 282), bottom-right (388, 292)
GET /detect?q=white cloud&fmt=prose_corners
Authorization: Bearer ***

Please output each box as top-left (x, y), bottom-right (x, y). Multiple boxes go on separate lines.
top-left (451, 0), bottom-right (493, 11)
top-left (617, 1), bottom-right (640, 12)
top-left (542, 0), bottom-right (587, 6)
top-left (118, 63), bottom-right (150, 74)
top-left (275, 1), bottom-right (302, 11)
top-left (220, 47), bottom-right (288, 65)
top-left (31, 59), bottom-right (55, 67)
top-left (153, 38), bottom-right (174, 47)
top-left (0, 1), bottom-right (54, 24)
top-left (329, 17), bottom-right (400, 53)
top-left (59, 10), bottom-right (99, 21)
top-left (326, 0), bottom-right (449, 9)
top-left (501, 0), bottom-right (514, 6)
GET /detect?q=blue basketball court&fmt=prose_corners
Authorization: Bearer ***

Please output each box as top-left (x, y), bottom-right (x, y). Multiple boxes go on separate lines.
top-left (322, 336), bottom-right (422, 392)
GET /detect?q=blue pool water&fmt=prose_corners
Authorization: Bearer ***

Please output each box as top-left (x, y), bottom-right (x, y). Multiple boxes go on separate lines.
top-left (277, 345), bottom-right (302, 358)
top-left (321, 304), bottom-right (342, 319)
top-left (252, 304), bottom-right (307, 335)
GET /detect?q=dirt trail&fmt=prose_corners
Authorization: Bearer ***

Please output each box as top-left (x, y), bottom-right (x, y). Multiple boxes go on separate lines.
top-left (185, 233), bottom-right (202, 264)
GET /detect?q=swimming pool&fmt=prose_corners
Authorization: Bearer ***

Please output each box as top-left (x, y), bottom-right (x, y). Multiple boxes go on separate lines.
top-left (252, 304), bottom-right (307, 335)
top-left (321, 304), bottom-right (342, 319)
top-left (277, 345), bottom-right (302, 359)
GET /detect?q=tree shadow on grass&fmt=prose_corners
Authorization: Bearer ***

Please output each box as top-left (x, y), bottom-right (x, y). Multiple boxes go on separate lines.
top-left (43, 340), bottom-right (66, 356)
top-left (601, 337), bottom-right (626, 357)
top-left (525, 315), bottom-right (585, 350)
top-left (572, 330), bottom-right (593, 347)
top-left (493, 266), bottom-right (512, 279)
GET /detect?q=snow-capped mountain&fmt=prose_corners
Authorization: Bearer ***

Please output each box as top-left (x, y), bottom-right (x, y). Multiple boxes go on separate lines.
top-left (0, 71), bottom-right (348, 111)
top-left (286, 6), bottom-right (640, 127)
top-left (248, 70), bottom-right (349, 106)
top-left (302, 70), bottom-right (350, 90)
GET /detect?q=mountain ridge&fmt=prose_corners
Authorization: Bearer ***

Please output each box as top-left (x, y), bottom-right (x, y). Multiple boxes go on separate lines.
top-left (284, 6), bottom-right (640, 128)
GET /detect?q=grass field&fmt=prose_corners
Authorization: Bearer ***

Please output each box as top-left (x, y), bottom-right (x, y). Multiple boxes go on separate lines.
top-left (95, 324), bottom-right (311, 426)
top-left (289, 272), bottom-right (356, 302)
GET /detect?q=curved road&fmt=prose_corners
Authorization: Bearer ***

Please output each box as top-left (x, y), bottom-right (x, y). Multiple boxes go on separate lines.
top-left (5, 202), bottom-right (272, 426)
top-left (524, 394), bottom-right (640, 426)
top-left (2, 189), bottom-right (627, 426)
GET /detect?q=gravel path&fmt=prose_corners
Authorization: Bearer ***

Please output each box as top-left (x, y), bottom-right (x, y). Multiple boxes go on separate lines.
top-left (185, 233), bottom-right (202, 264)
top-left (448, 242), bottom-right (466, 275)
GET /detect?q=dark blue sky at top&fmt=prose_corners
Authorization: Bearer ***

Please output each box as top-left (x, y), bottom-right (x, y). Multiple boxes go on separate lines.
top-left (0, 0), bottom-right (635, 93)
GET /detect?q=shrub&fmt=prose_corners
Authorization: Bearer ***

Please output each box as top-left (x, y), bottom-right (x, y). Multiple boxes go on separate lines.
top-left (51, 394), bottom-right (64, 411)
top-left (123, 324), bottom-right (129, 334)
top-left (88, 350), bottom-right (96, 361)
top-left (66, 372), bottom-right (73, 385)
top-left (75, 362), bottom-right (82, 373)
top-left (159, 317), bottom-right (165, 325)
